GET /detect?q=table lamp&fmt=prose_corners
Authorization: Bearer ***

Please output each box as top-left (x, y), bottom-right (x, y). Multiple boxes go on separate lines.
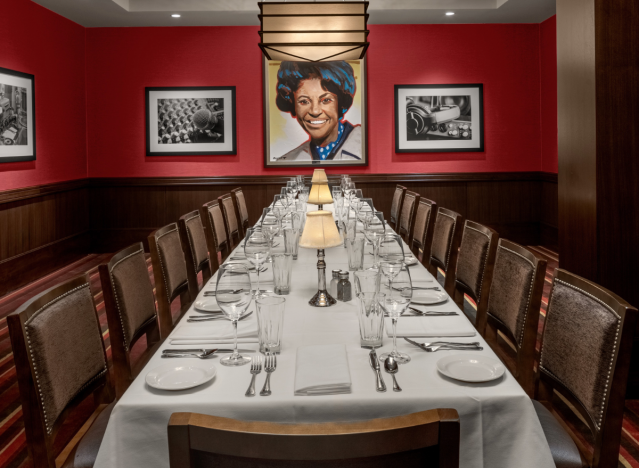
top-left (308, 169), bottom-right (333, 209)
top-left (299, 210), bottom-right (342, 307)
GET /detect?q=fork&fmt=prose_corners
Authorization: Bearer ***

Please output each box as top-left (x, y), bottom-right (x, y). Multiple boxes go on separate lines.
top-left (245, 356), bottom-right (263, 397)
top-left (423, 345), bottom-right (483, 352)
top-left (260, 353), bottom-right (277, 396)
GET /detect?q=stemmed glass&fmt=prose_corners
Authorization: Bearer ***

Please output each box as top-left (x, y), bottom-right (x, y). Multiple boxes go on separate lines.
top-left (344, 181), bottom-right (356, 203)
top-left (379, 233), bottom-right (405, 295)
top-left (286, 180), bottom-right (298, 202)
top-left (364, 213), bottom-right (386, 267)
top-left (379, 266), bottom-right (413, 364)
top-left (244, 228), bottom-right (270, 297)
top-left (298, 187), bottom-right (309, 206)
top-left (216, 263), bottom-right (253, 367)
top-left (332, 186), bottom-right (342, 201)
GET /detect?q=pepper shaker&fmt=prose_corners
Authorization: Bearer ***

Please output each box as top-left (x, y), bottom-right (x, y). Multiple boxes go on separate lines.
top-left (329, 269), bottom-right (341, 298)
top-left (337, 271), bottom-right (352, 302)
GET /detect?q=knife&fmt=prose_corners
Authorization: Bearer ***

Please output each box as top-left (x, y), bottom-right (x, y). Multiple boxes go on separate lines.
top-left (162, 348), bottom-right (255, 354)
top-left (368, 350), bottom-right (387, 393)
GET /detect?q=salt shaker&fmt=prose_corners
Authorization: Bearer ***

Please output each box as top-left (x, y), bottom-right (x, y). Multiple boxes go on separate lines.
top-left (329, 269), bottom-right (341, 298)
top-left (337, 271), bottom-right (352, 302)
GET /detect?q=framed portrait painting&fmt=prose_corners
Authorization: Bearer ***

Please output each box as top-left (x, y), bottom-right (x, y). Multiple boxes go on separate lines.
top-left (146, 86), bottom-right (236, 156)
top-left (263, 58), bottom-right (367, 167)
top-left (0, 66), bottom-right (35, 163)
top-left (395, 84), bottom-right (484, 153)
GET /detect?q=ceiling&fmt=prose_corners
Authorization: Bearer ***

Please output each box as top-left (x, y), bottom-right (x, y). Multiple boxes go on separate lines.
top-left (31, 0), bottom-right (555, 28)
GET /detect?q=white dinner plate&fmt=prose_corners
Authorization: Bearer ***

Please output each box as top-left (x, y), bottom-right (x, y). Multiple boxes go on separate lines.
top-left (145, 362), bottom-right (217, 390)
top-left (411, 290), bottom-right (448, 305)
top-left (436, 354), bottom-right (505, 383)
top-left (404, 256), bottom-right (418, 266)
top-left (194, 299), bottom-right (221, 313)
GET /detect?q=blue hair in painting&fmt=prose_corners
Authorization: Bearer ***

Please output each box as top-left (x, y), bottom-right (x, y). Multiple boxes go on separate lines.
top-left (275, 61), bottom-right (356, 119)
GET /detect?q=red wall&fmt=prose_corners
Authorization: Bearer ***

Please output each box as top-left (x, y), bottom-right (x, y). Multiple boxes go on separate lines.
top-left (0, 0), bottom-right (87, 191)
top-left (86, 23), bottom-right (544, 178)
top-left (540, 15), bottom-right (558, 173)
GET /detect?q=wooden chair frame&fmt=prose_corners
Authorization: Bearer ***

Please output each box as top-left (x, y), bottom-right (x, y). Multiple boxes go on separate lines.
top-left (231, 187), bottom-right (250, 239)
top-left (398, 190), bottom-right (420, 244)
top-left (168, 409), bottom-right (460, 468)
top-left (453, 221), bottom-right (499, 335)
top-left (200, 200), bottom-right (231, 270)
top-left (148, 223), bottom-right (192, 339)
top-left (410, 197), bottom-right (437, 266)
top-left (389, 184), bottom-right (407, 231)
top-left (178, 210), bottom-right (212, 300)
top-left (218, 193), bottom-right (241, 249)
top-left (7, 274), bottom-right (115, 468)
top-left (429, 207), bottom-right (464, 296)
top-left (535, 269), bottom-right (637, 468)
top-left (99, 243), bottom-right (161, 398)
top-left (483, 240), bottom-right (545, 397)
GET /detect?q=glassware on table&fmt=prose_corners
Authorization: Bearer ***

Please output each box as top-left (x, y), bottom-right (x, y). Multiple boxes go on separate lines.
top-left (332, 185), bottom-right (342, 200)
top-left (244, 228), bottom-right (270, 297)
top-left (357, 292), bottom-right (385, 349)
top-left (255, 296), bottom-right (286, 354)
top-left (353, 189), bottom-right (363, 200)
top-left (215, 263), bottom-right (253, 366)
top-left (271, 204), bottom-right (287, 230)
top-left (283, 227), bottom-right (300, 260)
top-left (378, 267), bottom-right (413, 363)
top-left (364, 214), bottom-right (386, 267)
top-left (379, 233), bottom-right (405, 264)
top-left (344, 181), bottom-right (356, 201)
top-left (354, 269), bottom-right (381, 295)
top-left (272, 253), bottom-right (293, 295)
top-left (346, 236), bottom-right (365, 271)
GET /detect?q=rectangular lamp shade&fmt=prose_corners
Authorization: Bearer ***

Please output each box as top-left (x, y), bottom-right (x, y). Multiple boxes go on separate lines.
top-left (299, 211), bottom-right (342, 249)
top-left (258, 2), bottom-right (370, 62)
top-left (308, 183), bottom-right (333, 205)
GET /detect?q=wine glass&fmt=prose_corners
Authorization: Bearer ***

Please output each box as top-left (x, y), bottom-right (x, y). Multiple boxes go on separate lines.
top-left (364, 214), bottom-right (386, 267)
top-left (344, 181), bottom-right (356, 203)
top-left (286, 180), bottom-right (298, 201)
top-left (379, 266), bottom-right (413, 364)
top-left (216, 263), bottom-right (253, 367)
top-left (379, 234), bottom-right (405, 296)
top-left (332, 185), bottom-right (342, 201)
top-left (244, 228), bottom-right (270, 297)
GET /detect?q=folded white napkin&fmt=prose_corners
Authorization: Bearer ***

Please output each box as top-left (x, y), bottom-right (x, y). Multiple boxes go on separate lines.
top-left (385, 315), bottom-right (476, 338)
top-left (170, 316), bottom-right (259, 345)
top-left (294, 344), bottom-right (352, 396)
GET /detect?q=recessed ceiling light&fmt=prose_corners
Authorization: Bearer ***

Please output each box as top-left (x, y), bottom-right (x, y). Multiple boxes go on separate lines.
top-left (446, 12), bottom-right (455, 16)
top-left (171, 14), bottom-right (181, 18)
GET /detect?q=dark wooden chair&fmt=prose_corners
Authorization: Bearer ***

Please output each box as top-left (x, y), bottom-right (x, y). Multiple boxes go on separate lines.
top-left (231, 187), bottom-right (250, 239)
top-left (410, 197), bottom-right (437, 265)
top-left (148, 223), bottom-right (193, 339)
top-left (397, 190), bottom-right (420, 244)
top-left (168, 409), bottom-right (460, 468)
top-left (533, 269), bottom-right (637, 468)
top-left (200, 199), bottom-right (232, 269)
top-left (178, 210), bottom-right (212, 299)
top-left (218, 193), bottom-right (241, 249)
top-left (7, 274), bottom-right (115, 468)
top-left (389, 184), bottom-right (407, 231)
top-left (99, 242), bottom-right (162, 398)
top-left (453, 220), bottom-right (499, 334)
top-left (428, 207), bottom-right (464, 296)
top-left (483, 239), bottom-right (546, 397)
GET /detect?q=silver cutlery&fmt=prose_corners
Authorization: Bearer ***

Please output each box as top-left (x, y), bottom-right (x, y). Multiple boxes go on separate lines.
top-left (161, 349), bottom-right (217, 359)
top-left (412, 286), bottom-right (441, 291)
top-left (408, 308), bottom-right (458, 316)
top-left (422, 344), bottom-right (483, 352)
top-left (245, 356), bottom-right (263, 397)
top-left (260, 353), bottom-right (277, 396)
top-left (162, 348), bottom-right (254, 354)
top-left (369, 349), bottom-right (386, 392)
top-left (187, 311), bottom-right (253, 323)
top-left (384, 355), bottom-right (402, 392)
top-left (403, 337), bottom-right (482, 352)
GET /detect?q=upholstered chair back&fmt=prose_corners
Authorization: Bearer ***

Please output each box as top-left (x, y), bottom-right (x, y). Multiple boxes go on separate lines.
top-left (398, 190), bottom-right (420, 243)
top-left (389, 185), bottom-right (407, 229)
top-left (178, 210), bottom-right (212, 299)
top-left (410, 198), bottom-right (437, 264)
top-left (219, 193), bottom-right (240, 248)
top-left (232, 187), bottom-right (250, 238)
top-left (429, 207), bottom-right (463, 295)
top-left (200, 200), bottom-right (230, 269)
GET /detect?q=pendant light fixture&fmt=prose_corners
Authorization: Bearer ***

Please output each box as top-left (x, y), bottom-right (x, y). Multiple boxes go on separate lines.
top-left (258, 1), bottom-right (370, 62)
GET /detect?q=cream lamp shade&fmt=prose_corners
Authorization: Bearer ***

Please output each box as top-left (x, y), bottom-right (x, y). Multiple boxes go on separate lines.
top-left (299, 211), bottom-right (342, 249)
top-left (308, 183), bottom-right (333, 205)
top-left (311, 169), bottom-right (329, 184)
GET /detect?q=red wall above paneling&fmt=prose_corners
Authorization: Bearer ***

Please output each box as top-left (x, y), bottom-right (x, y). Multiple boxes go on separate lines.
top-left (540, 15), bottom-right (558, 174)
top-left (0, 0), bottom-right (87, 192)
top-left (85, 23), bottom-right (545, 178)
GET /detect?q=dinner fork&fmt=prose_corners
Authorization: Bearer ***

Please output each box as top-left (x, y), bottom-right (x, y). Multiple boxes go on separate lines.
top-left (260, 353), bottom-right (277, 396)
top-left (245, 356), bottom-right (263, 397)
top-left (423, 344), bottom-right (483, 352)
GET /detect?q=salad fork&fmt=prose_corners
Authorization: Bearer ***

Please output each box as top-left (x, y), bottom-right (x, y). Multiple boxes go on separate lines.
top-left (245, 356), bottom-right (263, 397)
top-left (260, 353), bottom-right (277, 396)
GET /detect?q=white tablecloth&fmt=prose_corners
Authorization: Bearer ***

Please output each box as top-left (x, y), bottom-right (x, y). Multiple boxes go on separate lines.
top-left (94, 204), bottom-right (554, 468)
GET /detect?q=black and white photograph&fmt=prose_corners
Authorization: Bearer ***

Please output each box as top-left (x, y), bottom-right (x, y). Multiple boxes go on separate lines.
top-left (0, 66), bottom-right (35, 163)
top-left (395, 84), bottom-right (483, 153)
top-left (146, 86), bottom-right (236, 156)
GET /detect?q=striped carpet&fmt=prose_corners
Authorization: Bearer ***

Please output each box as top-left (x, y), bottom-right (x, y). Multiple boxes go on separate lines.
top-left (1, 248), bottom-right (638, 467)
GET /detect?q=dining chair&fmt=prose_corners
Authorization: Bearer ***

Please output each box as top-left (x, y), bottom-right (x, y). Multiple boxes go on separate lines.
top-left (200, 200), bottom-right (231, 269)
top-left (453, 220), bottom-right (499, 334)
top-left (409, 197), bottom-right (437, 265)
top-left (482, 240), bottom-right (546, 397)
top-left (397, 190), bottom-right (420, 244)
top-left (148, 223), bottom-right (193, 339)
top-left (219, 193), bottom-right (241, 249)
top-left (168, 409), bottom-right (460, 468)
top-left (99, 242), bottom-right (162, 398)
top-left (178, 209), bottom-right (212, 299)
top-left (533, 269), bottom-right (637, 468)
top-left (389, 184), bottom-right (407, 231)
top-left (7, 274), bottom-right (115, 468)
top-left (429, 207), bottom-right (464, 296)
top-left (231, 187), bottom-right (250, 239)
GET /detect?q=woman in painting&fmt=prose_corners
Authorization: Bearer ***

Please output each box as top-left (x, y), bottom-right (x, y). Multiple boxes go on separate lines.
top-left (275, 61), bottom-right (361, 162)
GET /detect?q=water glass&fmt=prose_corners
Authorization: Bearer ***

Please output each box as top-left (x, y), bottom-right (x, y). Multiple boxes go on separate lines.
top-left (283, 228), bottom-right (300, 260)
top-left (357, 292), bottom-right (385, 349)
top-left (354, 269), bottom-right (381, 295)
top-left (272, 253), bottom-right (293, 295)
top-left (346, 236), bottom-right (365, 271)
top-left (256, 296), bottom-right (286, 354)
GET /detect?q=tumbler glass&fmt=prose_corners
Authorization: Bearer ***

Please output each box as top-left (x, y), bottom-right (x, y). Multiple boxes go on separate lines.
top-left (272, 253), bottom-right (293, 295)
top-left (283, 228), bottom-right (300, 260)
top-left (357, 292), bottom-right (385, 349)
top-left (354, 269), bottom-right (381, 295)
top-left (346, 236), bottom-right (365, 271)
top-left (256, 296), bottom-right (286, 354)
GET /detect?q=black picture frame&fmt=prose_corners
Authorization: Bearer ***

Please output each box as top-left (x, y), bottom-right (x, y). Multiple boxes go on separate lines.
top-left (394, 84), bottom-right (484, 153)
top-left (0, 66), bottom-right (36, 163)
top-left (145, 86), bottom-right (236, 156)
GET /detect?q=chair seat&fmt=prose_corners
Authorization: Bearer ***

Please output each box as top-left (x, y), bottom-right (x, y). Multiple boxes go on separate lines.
top-left (62, 401), bottom-right (116, 468)
top-left (532, 400), bottom-right (586, 468)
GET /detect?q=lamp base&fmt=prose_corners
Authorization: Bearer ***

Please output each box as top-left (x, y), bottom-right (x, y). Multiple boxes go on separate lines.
top-left (309, 289), bottom-right (337, 307)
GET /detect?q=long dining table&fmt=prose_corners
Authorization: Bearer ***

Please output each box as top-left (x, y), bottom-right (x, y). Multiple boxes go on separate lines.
top-left (93, 202), bottom-right (554, 468)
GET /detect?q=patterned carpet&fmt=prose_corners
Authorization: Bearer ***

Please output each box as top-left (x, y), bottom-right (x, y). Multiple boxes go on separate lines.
top-left (0, 248), bottom-right (638, 467)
